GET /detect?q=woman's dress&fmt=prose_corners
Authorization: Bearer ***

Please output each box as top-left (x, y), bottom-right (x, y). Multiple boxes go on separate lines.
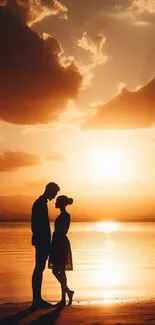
top-left (48, 211), bottom-right (73, 271)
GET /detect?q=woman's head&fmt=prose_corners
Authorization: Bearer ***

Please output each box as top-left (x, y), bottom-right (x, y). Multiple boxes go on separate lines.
top-left (55, 195), bottom-right (73, 209)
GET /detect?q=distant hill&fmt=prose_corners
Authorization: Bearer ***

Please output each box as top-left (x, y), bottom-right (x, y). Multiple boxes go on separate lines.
top-left (0, 195), bottom-right (35, 221)
top-left (0, 195), bottom-right (155, 222)
top-left (0, 195), bottom-right (90, 222)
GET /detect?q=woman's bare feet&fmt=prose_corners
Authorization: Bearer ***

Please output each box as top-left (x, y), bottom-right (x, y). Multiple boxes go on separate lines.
top-left (68, 290), bottom-right (74, 306)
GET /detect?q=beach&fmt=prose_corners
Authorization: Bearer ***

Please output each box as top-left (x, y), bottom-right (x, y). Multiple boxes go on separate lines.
top-left (0, 300), bottom-right (155, 325)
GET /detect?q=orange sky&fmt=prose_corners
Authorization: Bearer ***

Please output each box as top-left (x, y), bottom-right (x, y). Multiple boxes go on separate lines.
top-left (1, 1), bottom-right (155, 221)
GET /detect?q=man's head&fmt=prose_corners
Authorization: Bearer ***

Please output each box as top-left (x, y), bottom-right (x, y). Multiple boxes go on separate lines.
top-left (45, 182), bottom-right (60, 201)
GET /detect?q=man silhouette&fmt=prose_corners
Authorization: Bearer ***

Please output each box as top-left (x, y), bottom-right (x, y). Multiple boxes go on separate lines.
top-left (31, 182), bottom-right (60, 310)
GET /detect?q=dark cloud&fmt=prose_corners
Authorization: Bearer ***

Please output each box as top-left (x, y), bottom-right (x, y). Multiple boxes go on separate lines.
top-left (0, 151), bottom-right (41, 171)
top-left (46, 153), bottom-right (67, 161)
top-left (83, 77), bottom-right (155, 130)
top-left (0, 6), bottom-right (82, 125)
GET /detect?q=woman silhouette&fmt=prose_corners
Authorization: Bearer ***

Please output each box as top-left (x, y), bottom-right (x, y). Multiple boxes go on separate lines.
top-left (48, 195), bottom-right (74, 307)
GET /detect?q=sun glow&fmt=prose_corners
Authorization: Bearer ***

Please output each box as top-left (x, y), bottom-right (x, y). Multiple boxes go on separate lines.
top-left (100, 260), bottom-right (120, 287)
top-left (97, 222), bottom-right (118, 232)
top-left (85, 148), bottom-right (130, 183)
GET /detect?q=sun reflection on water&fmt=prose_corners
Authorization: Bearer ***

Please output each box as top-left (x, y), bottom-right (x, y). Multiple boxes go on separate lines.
top-left (89, 222), bottom-right (122, 300)
top-left (97, 222), bottom-right (118, 232)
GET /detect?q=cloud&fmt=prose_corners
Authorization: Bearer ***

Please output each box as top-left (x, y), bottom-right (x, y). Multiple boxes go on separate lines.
top-left (117, 82), bottom-right (127, 95)
top-left (54, 0), bottom-right (153, 31)
top-left (46, 153), bottom-right (67, 161)
top-left (83, 77), bottom-right (155, 130)
top-left (61, 0), bottom-right (135, 30)
top-left (133, 20), bottom-right (151, 25)
top-left (105, 1), bottom-right (155, 25)
top-left (132, 0), bottom-right (155, 14)
top-left (0, 6), bottom-right (82, 125)
top-left (131, 0), bottom-right (155, 24)
top-left (77, 32), bottom-right (107, 87)
top-left (78, 32), bottom-right (107, 65)
top-left (1, 0), bottom-right (68, 25)
top-left (28, 0), bottom-right (68, 26)
top-left (0, 151), bottom-right (41, 172)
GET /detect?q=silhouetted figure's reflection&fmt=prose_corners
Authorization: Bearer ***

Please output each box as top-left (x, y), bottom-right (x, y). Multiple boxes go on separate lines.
top-left (31, 182), bottom-right (60, 310)
top-left (48, 195), bottom-right (74, 308)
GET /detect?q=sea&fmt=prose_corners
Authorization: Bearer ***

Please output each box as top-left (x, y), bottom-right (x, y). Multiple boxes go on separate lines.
top-left (0, 222), bottom-right (155, 304)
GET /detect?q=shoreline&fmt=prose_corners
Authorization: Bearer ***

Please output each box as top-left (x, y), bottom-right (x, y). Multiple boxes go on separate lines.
top-left (1, 220), bottom-right (155, 223)
top-left (0, 299), bottom-right (155, 325)
top-left (1, 297), bottom-right (155, 307)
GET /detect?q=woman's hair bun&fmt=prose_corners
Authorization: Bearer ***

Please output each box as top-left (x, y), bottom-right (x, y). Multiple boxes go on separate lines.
top-left (68, 197), bottom-right (73, 205)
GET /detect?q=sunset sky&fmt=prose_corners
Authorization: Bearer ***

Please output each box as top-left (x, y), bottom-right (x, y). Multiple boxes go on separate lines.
top-left (1, 0), bottom-right (155, 221)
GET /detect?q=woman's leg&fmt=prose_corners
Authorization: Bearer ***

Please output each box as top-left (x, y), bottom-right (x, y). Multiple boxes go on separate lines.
top-left (53, 268), bottom-right (70, 295)
top-left (53, 269), bottom-right (74, 305)
top-left (52, 269), bottom-right (66, 306)
top-left (60, 271), bottom-right (67, 302)
top-left (60, 271), bottom-right (74, 305)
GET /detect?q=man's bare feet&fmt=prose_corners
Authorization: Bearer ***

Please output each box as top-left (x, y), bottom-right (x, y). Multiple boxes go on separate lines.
top-left (30, 299), bottom-right (53, 311)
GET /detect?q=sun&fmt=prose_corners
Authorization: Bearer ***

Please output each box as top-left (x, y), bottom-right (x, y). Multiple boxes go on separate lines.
top-left (85, 147), bottom-right (129, 183)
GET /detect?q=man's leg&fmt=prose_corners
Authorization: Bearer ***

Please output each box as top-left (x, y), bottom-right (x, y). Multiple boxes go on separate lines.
top-left (32, 246), bottom-right (47, 304)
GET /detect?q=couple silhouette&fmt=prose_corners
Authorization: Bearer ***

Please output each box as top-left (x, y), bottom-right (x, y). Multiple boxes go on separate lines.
top-left (31, 182), bottom-right (74, 311)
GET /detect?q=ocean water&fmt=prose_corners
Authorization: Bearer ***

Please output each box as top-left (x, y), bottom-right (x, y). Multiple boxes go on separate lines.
top-left (0, 222), bottom-right (155, 304)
